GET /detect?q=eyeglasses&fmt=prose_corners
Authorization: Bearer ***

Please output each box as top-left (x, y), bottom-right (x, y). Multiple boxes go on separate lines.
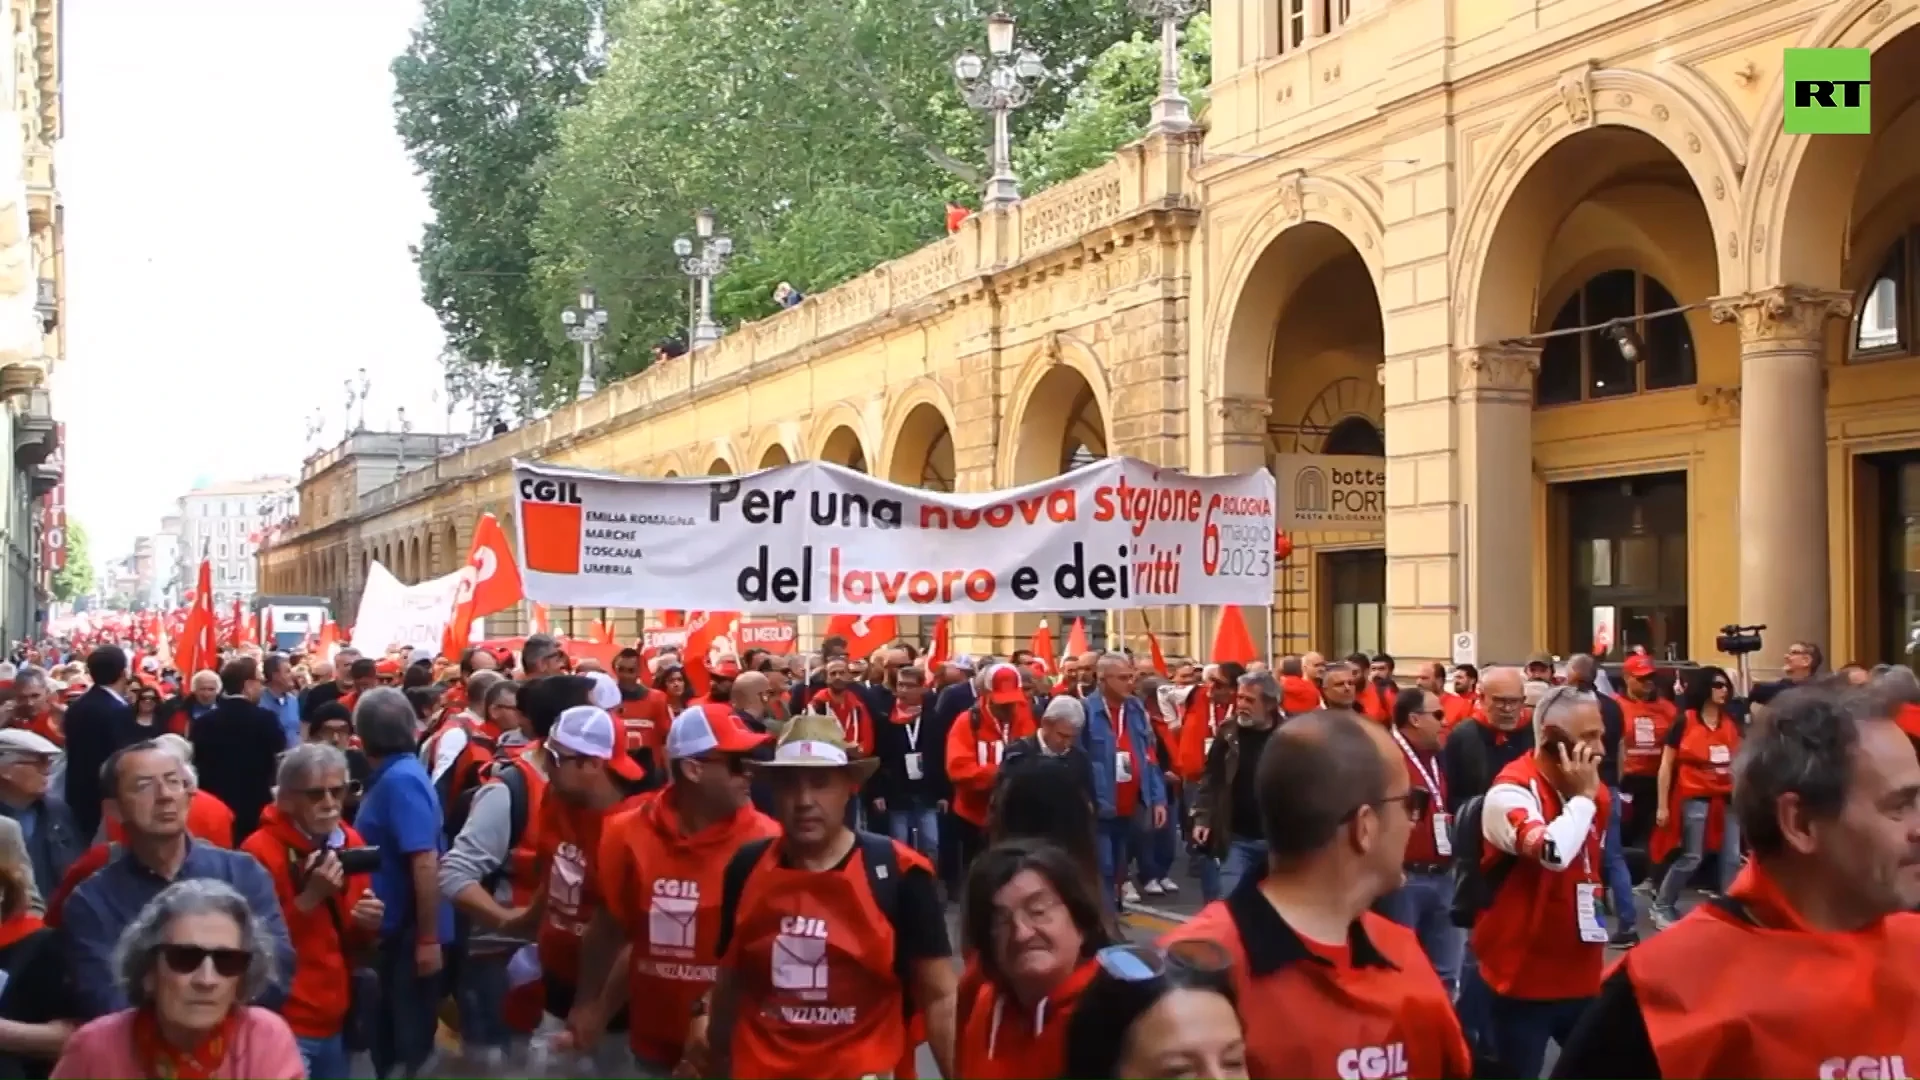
top-left (990, 892), bottom-right (1065, 939)
top-left (154, 944), bottom-right (251, 978)
top-left (694, 754), bottom-right (748, 775)
top-left (297, 785), bottom-right (346, 802)
top-left (1094, 940), bottom-right (1232, 984)
top-left (1711, 682), bottom-right (1732, 691)
top-left (1349, 787), bottom-right (1432, 824)
top-left (1486, 695), bottom-right (1525, 710)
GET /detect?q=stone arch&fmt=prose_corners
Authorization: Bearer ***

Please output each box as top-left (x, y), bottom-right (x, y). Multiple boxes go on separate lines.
top-left (1746, 2), bottom-right (1920, 292)
top-left (1002, 336), bottom-right (1113, 486)
top-left (408, 535), bottom-right (422, 581)
top-left (443, 522), bottom-right (461, 574)
top-left (879, 377), bottom-right (961, 490)
top-left (704, 438), bottom-right (741, 476)
top-left (1457, 65), bottom-right (1745, 342)
top-left (1207, 174), bottom-right (1386, 401)
top-left (808, 403), bottom-right (875, 470)
top-left (747, 426), bottom-right (800, 472)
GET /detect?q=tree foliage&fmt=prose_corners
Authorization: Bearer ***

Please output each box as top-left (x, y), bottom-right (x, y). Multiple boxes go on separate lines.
top-left (392, 0), bottom-right (606, 397)
top-left (51, 520), bottom-right (92, 604)
top-left (397, 0), bottom-right (1212, 401)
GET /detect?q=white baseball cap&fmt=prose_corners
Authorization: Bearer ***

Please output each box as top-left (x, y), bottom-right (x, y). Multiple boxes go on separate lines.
top-left (585, 670), bottom-right (622, 711)
top-left (0, 729), bottom-right (58, 756)
top-left (549, 705), bottom-right (645, 780)
top-left (666, 705), bottom-right (771, 761)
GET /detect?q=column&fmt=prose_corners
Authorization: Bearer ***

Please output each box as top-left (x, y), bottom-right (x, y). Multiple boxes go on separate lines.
top-left (1710, 286), bottom-right (1852, 681)
top-left (1201, 394), bottom-right (1271, 660)
top-left (1453, 345), bottom-right (1539, 664)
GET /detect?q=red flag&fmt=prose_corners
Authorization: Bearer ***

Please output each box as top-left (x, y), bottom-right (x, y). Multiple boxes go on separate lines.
top-left (823, 614), bottom-right (899, 660)
top-left (175, 562), bottom-right (218, 677)
top-left (1064, 617), bottom-right (1089, 658)
top-left (1029, 619), bottom-right (1056, 674)
top-left (661, 610), bottom-right (686, 629)
top-left (1137, 611), bottom-right (1170, 677)
top-left (683, 611), bottom-right (741, 698)
top-left (443, 513), bottom-right (528, 658)
top-left (925, 615), bottom-right (951, 670)
top-left (1210, 606), bottom-right (1258, 665)
top-left (530, 604), bottom-right (551, 635)
top-left (589, 620), bottom-right (615, 646)
top-left (262, 610), bottom-right (275, 648)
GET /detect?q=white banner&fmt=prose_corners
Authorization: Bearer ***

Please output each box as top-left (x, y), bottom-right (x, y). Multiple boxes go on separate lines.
top-left (513, 457), bottom-right (1276, 615)
top-left (350, 563), bottom-right (464, 653)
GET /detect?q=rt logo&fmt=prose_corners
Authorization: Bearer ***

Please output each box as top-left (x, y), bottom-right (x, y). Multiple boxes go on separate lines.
top-left (1785, 48), bottom-right (1871, 135)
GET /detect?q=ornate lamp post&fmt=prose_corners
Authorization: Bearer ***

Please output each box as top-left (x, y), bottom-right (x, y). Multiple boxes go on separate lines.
top-left (561, 286), bottom-right (610, 400)
top-left (342, 367), bottom-right (371, 434)
top-left (1133, 0), bottom-right (1198, 135)
top-left (303, 409), bottom-right (324, 453)
top-left (396, 406), bottom-right (414, 473)
top-left (673, 210), bottom-right (733, 348)
top-left (953, 11), bottom-right (1046, 212)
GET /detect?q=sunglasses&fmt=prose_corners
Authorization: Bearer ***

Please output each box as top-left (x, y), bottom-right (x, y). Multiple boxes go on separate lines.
top-left (154, 944), bottom-right (251, 978)
top-left (694, 754), bottom-right (749, 775)
top-left (1352, 787), bottom-right (1432, 824)
top-left (298, 785), bottom-right (346, 802)
top-left (1094, 940), bottom-right (1232, 984)
top-left (1711, 682), bottom-right (1732, 691)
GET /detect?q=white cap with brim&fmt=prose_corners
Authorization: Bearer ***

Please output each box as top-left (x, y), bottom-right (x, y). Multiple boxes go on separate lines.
top-left (0, 729), bottom-right (59, 756)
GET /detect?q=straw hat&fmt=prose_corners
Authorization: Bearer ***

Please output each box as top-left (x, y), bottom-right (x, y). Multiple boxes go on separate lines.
top-left (747, 712), bottom-right (881, 782)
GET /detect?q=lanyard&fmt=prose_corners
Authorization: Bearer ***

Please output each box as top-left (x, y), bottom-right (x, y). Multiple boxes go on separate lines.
top-left (900, 709), bottom-right (922, 751)
top-left (1389, 727), bottom-right (1444, 804)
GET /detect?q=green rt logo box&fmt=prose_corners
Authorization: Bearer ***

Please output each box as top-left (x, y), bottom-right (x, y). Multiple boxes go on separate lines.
top-left (1785, 48), bottom-right (1871, 134)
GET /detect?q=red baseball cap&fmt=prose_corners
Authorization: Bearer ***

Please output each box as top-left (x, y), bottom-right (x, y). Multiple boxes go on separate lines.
top-left (1622, 654), bottom-right (1657, 679)
top-left (711, 658), bottom-right (742, 678)
top-left (375, 658), bottom-right (402, 677)
top-left (987, 663), bottom-right (1027, 706)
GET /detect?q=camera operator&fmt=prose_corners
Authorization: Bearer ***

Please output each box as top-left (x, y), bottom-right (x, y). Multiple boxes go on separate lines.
top-left (1740, 629), bottom-right (1820, 708)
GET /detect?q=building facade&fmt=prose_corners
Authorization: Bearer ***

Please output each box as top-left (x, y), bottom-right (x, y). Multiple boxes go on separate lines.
top-left (0, 0), bottom-right (61, 644)
top-left (178, 477), bottom-right (294, 608)
top-left (265, 0), bottom-right (1920, 677)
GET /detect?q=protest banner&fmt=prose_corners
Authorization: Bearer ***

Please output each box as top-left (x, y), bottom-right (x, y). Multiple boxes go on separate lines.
top-left (351, 562), bottom-right (468, 653)
top-left (513, 456), bottom-right (1276, 615)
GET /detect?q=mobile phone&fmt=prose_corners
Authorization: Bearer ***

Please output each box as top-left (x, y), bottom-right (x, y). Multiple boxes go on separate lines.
top-left (1543, 731), bottom-right (1574, 758)
top-left (336, 846), bottom-right (382, 876)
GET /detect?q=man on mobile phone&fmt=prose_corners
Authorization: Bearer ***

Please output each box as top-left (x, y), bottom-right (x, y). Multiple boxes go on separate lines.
top-left (1471, 685), bottom-right (1611, 1079)
top-left (240, 743), bottom-right (386, 1080)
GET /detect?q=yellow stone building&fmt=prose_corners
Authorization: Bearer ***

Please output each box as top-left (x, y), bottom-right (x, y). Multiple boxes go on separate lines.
top-left (265, 0), bottom-right (1920, 679)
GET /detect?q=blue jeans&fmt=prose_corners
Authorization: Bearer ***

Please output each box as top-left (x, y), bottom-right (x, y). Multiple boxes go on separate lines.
top-left (1376, 870), bottom-right (1464, 990)
top-left (1487, 992), bottom-right (1593, 1079)
top-left (1144, 800), bottom-right (1178, 882)
top-left (1657, 796), bottom-right (1742, 910)
top-left (1603, 784), bottom-right (1637, 929)
top-left (298, 1033), bottom-right (351, 1080)
top-left (456, 950), bottom-right (515, 1051)
top-left (1457, 947), bottom-right (1493, 1058)
top-left (373, 938), bottom-right (444, 1079)
top-left (1097, 810), bottom-right (1149, 907)
top-left (1218, 836), bottom-right (1269, 897)
top-left (888, 802), bottom-right (941, 866)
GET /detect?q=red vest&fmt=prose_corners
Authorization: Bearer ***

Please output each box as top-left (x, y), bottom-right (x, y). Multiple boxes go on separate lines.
top-left (1616, 696), bottom-right (1678, 778)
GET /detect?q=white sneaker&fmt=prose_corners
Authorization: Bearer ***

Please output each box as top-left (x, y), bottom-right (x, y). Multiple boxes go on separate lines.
top-left (1157, 877), bottom-right (1180, 894)
top-left (1142, 879), bottom-right (1165, 897)
top-left (1121, 882), bottom-right (1142, 904)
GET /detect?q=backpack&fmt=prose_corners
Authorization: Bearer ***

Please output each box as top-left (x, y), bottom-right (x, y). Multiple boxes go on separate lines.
top-left (433, 726), bottom-right (501, 834)
top-left (444, 757), bottom-right (531, 889)
top-left (721, 830), bottom-right (915, 1018)
top-left (1447, 793), bottom-right (1515, 929)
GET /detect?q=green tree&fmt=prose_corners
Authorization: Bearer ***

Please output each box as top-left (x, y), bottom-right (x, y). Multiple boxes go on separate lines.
top-left (520, 0), bottom-right (1174, 394)
top-left (391, 0), bottom-right (607, 392)
top-left (1018, 13), bottom-right (1212, 190)
top-left (50, 520), bottom-right (92, 604)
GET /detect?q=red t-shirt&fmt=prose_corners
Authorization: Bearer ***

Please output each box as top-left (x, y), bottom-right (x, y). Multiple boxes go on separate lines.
top-left (1113, 704), bottom-right (1140, 819)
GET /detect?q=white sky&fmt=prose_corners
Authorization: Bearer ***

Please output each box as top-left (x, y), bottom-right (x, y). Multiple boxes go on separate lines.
top-left (58, 0), bottom-right (458, 564)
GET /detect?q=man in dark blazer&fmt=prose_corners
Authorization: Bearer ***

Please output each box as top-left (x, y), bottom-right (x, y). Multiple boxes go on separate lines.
top-left (62, 645), bottom-right (140, 841)
top-left (187, 655), bottom-right (287, 840)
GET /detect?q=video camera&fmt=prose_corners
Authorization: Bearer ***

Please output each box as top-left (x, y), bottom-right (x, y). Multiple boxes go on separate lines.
top-left (1716, 624), bottom-right (1766, 656)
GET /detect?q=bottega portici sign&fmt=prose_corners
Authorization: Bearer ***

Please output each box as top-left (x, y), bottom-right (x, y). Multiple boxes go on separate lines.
top-left (1274, 454), bottom-right (1385, 531)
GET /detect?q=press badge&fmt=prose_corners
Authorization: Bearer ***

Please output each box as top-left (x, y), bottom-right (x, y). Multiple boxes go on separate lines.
top-left (1116, 750), bottom-right (1134, 783)
top-left (1575, 883), bottom-right (1609, 943)
top-left (1432, 811), bottom-right (1453, 857)
top-left (1634, 716), bottom-right (1655, 746)
top-left (1708, 744), bottom-right (1730, 765)
top-left (904, 751), bottom-right (924, 780)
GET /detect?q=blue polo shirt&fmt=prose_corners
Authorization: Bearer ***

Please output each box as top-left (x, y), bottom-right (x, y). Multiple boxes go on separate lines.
top-left (259, 687), bottom-right (301, 749)
top-left (353, 753), bottom-right (454, 942)
top-left (60, 840), bottom-right (295, 1019)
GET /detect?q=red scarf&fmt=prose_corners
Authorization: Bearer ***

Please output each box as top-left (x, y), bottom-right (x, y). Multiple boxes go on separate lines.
top-left (0, 912), bottom-right (42, 950)
top-left (133, 1006), bottom-right (242, 1080)
top-left (891, 702), bottom-right (922, 725)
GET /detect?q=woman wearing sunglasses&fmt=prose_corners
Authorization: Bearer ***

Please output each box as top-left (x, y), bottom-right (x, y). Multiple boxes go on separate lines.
top-left (955, 839), bottom-right (1114, 1078)
top-left (51, 879), bottom-right (302, 1079)
top-left (1645, 665), bottom-right (1747, 928)
top-left (1063, 940), bottom-right (1248, 1079)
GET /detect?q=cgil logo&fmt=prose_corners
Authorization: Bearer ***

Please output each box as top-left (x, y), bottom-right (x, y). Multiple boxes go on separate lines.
top-left (1785, 48), bottom-right (1871, 135)
top-left (1336, 1043), bottom-right (1409, 1080)
top-left (1820, 1057), bottom-right (1912, 1080)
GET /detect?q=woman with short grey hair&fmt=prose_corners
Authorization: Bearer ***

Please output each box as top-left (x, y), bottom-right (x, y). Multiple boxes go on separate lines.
top-left (52, 879), bottom-right (301, 1078)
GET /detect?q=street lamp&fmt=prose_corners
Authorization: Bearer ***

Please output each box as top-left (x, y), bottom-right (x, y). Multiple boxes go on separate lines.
top-left (303, 409), bottom-right (324, 453)
top-left (561, 286), bottom-right (610, 400)
top-left (673, 210), bottom-right (733, 348)
top-left (1133, 0), bottom-right (1198, 135)
top-left (953, 11), bottom-right (1046, 212)
top-left (343, 368), bottom-right (371, 432)
top-left (396, 406), bottom-right (413, 472)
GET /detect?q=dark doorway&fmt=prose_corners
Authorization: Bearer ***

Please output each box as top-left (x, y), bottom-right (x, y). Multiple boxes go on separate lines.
top-left (1557, 471), bottom-right (1689, 660)
top-left (1324, 549), bottom-right (1385, 660)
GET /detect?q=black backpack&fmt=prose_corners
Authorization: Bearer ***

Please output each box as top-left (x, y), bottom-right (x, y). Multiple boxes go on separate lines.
top-left (1448, 793), bottom-right (1515, 929)
top-left (721, 830), bottom-right (914, 1017)
top-left (444, 758), bottom-right (531, 890)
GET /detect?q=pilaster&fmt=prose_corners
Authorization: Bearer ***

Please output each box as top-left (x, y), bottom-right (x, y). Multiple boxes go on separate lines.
top-left (1709, 286), bottom-right (1852, 680)
top-left (1453, 343), bottom-right (1540, 665)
